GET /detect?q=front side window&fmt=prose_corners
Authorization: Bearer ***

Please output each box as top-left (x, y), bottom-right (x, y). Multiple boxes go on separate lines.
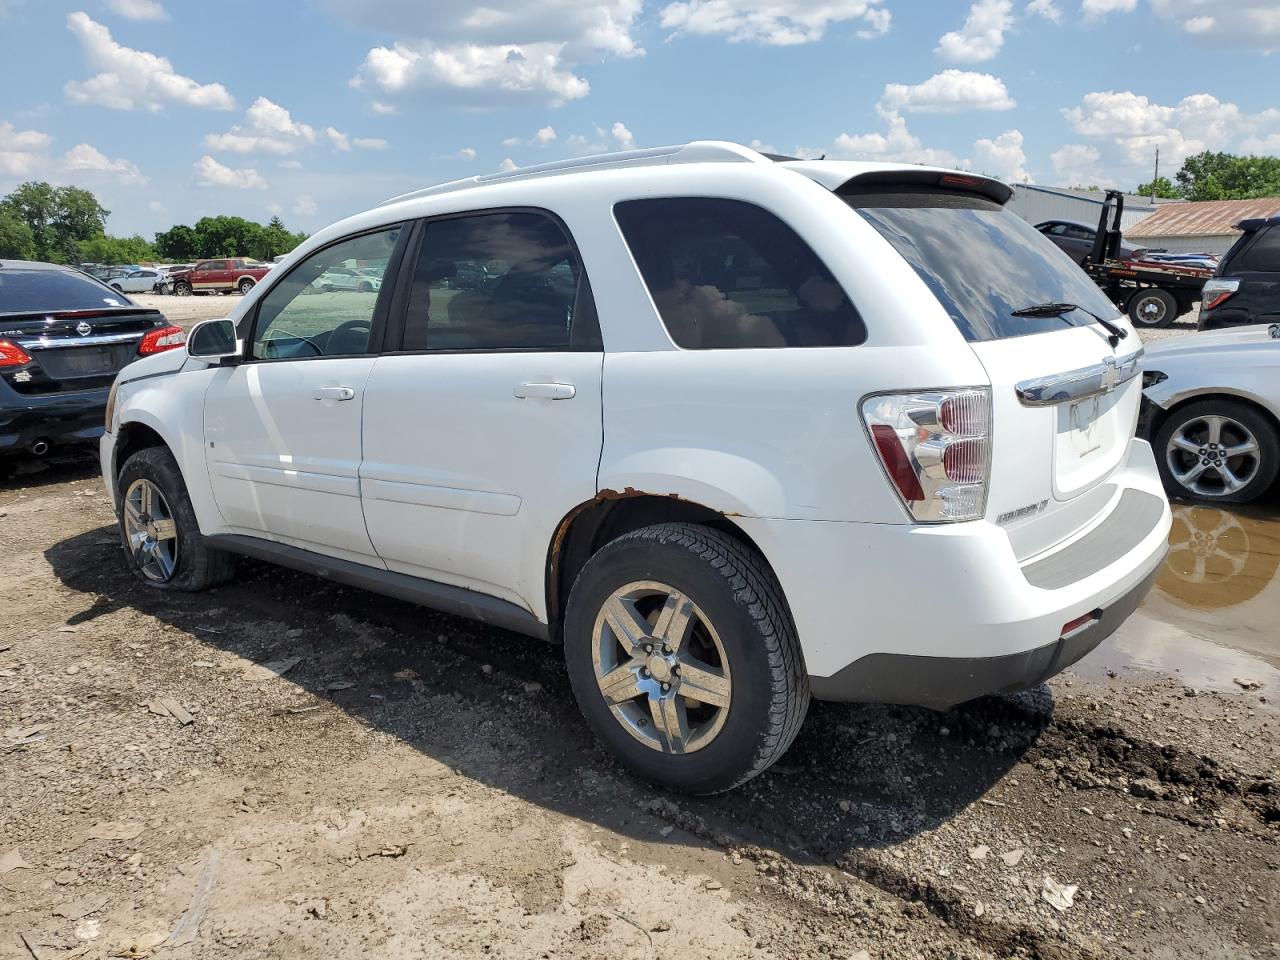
top-left (613, 197), bottom-right (865, 349)
top-left (250, 227), bottom-right (401, 360)
top-left (400, 211), bottom-right (595, 352)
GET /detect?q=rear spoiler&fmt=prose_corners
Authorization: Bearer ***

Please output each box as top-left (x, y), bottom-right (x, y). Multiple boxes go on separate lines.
top-left (1236, 214), bottom-right (1280, 233)
top-left (835, 170), bottom-right (1013, 206)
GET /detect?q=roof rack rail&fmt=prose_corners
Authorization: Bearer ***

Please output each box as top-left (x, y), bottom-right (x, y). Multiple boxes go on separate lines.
top-left (379, 140), bottom-right (771, 207)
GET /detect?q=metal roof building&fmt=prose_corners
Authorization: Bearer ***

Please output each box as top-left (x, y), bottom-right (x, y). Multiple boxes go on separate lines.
top-left (1123, 198), bottom-right (1280, 255)
top-left (1006, 184), bottom-right (1170, 233)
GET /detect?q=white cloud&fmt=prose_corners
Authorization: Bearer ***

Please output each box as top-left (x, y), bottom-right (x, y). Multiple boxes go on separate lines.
top-left (204, 97), bottom-right (317, 155)
top-left (831, 112), bottom-right (961, 167)
top-left (148, 199), bottom-right (165, 212)
top-left (498, 157), bottom-right (518, 171)
top-left (64, 12), bottom-right (234, 111)
top-left (611, 121), bottom-right (634, 149)
top-left (1025, 0), bottom-right (1062, 22)
top-left (660, 0), bottom-right (890, 45)
top-left (277, 159), bottom-right (303, 169)
top-left (935, 0), bottom-right (1013, 63)
top-left (324, 127), bottom-right (351, 152)
top-left (292, 195), bottom-right (318, 216)
top-left (1049, 143), bottom-right (1105, 185)
top-left (353, 137), bottom-right (388, 150)
top-left (1081, 0), bottom-right (1137, 18)
top-left (102, 0), bottom-right (167, 21)
top-left (455, 147), bottom-right (477, 160)
top-left (1148, 0), bottom-right (1280, 51)
top-left (193, 155), bottom-right (267, 189)
top-left (879, 70), bottom-right (1015, 114)
top-left (370, 100), bottom-right (397, 115)
top-left (533, 125), bottom-right (557, 145)
top-left (62, 142), bottom-right (147, 183)
top-left (972, 129), bottom-right (1030, 182)
top-left (501, 136), bottom-right (522, 147)
top-left (0, 121), bottom-right (50, 175)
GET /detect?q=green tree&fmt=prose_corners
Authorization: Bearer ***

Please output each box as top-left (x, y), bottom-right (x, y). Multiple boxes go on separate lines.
top-left (1174, 151), bottom-right (1280, 201)
top-left (1135, 175), bottom-right (1178, 198)
top-left (0, 209), bottom-right (37, 259)
top-left (78, 233), bottom-right (157, 264)
top-left (191, 215), bottom-right (264, 258)
top-left (154, 223), bottom-right (200, 261)
top-left (0, 181), bottom-right (110, 262)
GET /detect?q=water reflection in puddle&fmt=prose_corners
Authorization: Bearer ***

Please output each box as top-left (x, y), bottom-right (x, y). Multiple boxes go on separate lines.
top-left (1076, 502), bottom-right (1280, 695)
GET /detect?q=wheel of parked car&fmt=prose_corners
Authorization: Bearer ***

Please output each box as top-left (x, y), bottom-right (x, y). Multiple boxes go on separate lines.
top-left (110, 282), bottom-right (124, 292)
top-left (238, 278), bottom-right (255, 295)
top-left (1153, 398), bottom-right (1280, 504)
top-left (1127, 287), bottom-right (1177, 328)
top-left (358, 280), bottom-right (373, 293)
top-left (172, 280), bottom-right (192, 297)
top-left (563, 523), bottom-right (809, 794)
top-left (117, 447), bottom-right (235, 591)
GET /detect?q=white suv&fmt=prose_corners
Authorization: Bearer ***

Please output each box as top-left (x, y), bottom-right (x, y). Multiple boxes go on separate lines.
top-left (101, 142), bottom-right (1171, 793)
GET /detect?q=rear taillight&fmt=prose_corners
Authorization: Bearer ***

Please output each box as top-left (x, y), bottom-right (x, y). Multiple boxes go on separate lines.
top-left (861, 388), bottom-right (992, 523)
top-left (1201, 278), bottom-right (1239, 311)
top-left (0, 339), bottom-right (32, 368)
top-left (137, 324), bottom-right (186, 355)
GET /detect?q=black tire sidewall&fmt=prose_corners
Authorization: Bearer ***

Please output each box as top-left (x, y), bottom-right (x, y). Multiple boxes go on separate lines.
top-left (564, 530), bottom-right (788, 794)
top-left (117, 448), bottom-right (213, 591)
top-left (1128, 288), bottom-right (1176, 328)
top-left (1153, 399), bottom-right (1280, 504)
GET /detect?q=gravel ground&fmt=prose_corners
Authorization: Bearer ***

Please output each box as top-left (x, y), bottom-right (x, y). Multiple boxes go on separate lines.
top-left (1, 454), bottom-right (1277, 959)
top-left (131, 293), bottom-right (244, 328)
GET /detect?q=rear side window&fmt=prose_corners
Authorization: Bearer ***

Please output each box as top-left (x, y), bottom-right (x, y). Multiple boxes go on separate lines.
top-left (614, 197), bottom-right (865, 349)
top-left (400, 211), bottom-right (598, 352)
top-left (0, 268), bottom-right (132, 311)
top-left (1240, 227), bottom-right (1280, 272)
top-left (852, 192), bottom-right (1121, 342)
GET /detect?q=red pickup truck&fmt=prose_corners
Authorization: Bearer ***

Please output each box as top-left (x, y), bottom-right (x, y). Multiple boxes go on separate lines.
top-left (169, 258), bottom-right (271, 297)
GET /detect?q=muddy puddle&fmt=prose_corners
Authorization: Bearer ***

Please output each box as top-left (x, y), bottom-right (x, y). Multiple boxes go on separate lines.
top-left (1075, 501), bottom-right (1280, 695)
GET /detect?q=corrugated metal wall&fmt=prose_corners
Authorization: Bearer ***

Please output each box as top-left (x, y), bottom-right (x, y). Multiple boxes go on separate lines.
top-left (1006, 186), bottom-right (1157, 232)
top-left (1127, 234), bottom-right (1236, 256)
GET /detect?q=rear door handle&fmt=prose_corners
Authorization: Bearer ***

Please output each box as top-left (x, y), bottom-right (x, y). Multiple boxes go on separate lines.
top-left (513, 382), bottom-right (576, 400)
top-left (313, 386), bottom-right (355, 401)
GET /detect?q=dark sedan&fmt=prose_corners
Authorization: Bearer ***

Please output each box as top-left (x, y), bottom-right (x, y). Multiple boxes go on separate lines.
top-left (1035, 219), bottom-right (1146, 265)
top-left (0, 260), bottom-right (185, 464)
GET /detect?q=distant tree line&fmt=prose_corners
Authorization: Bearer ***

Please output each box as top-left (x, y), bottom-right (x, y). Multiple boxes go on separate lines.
top-left (0, 181), bottom-right (307, 264)
top-left (1137, 151), bottom-right (1280, 201)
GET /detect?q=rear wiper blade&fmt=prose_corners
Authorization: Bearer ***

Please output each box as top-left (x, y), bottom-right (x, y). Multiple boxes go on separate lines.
top-left (1011, 301), bottom-right (1128, 348)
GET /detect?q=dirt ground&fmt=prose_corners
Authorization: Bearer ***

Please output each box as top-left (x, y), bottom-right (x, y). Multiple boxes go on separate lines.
top-left (1, 448), bottom-right (1277, 960)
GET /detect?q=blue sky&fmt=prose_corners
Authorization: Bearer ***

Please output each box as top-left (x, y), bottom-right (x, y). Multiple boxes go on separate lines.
top-left (1, 0), bottom-right (1277, 239)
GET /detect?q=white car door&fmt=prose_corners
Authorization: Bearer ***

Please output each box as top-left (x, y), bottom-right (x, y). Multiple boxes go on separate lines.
top-left (203, 225), bottom-right (408, 565)
top-left (360, 211), bottom-right (603, 615)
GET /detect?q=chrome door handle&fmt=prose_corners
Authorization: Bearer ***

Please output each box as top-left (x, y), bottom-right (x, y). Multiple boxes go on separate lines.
top-left (513, 382), bottom-right (576, 400)
top-left (313, 386), bottom-right (355, 401)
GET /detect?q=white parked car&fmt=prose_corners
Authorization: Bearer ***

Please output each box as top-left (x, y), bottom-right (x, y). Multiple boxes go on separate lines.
top-left (1140, 323), bottom-right (1280, 503)
top-left (106, 268), bottom-right (166, 294)
top-left (100, 142), bottom-right (1171, 793)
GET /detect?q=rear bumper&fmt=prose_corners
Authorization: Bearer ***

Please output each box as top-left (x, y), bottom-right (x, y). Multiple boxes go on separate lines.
top-left (0, 382), bottom-right (107, 456)
top-left (735, 439), bottom-right (1172, 708)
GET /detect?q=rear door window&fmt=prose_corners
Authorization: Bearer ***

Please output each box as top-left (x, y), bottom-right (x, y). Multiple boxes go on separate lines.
top-left (1240, 227), bottom-right (1280, 272)
top-left (614, 197), bottom-right (865, 349)
top-left (851, 191), bottom-right (1120, 342)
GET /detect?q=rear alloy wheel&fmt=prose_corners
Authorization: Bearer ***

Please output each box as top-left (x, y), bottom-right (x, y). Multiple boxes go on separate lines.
top-left (110, 283), bottom-right (124, 292)
top-left (117, 446), bottom-right (235, 590)
top-left (238, 278), bottom-right (255, 295)
top-left (1154, 399), bottom-right (1280, 504)
top-left (564, 523), bottom-right (809, 794)
top-left (1128, 287), bottom-right (1177, 328)
top-left (172, 281), bottom-right (192, 297)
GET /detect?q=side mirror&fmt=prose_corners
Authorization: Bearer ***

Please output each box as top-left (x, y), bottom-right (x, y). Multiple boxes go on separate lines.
top-left (187, 318), bottom-right (240, 363)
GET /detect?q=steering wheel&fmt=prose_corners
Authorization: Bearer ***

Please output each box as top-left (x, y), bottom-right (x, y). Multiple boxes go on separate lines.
top-left (329, 319), bottom-right (372, 354)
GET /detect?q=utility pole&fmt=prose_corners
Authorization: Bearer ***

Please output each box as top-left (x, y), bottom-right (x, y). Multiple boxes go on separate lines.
top-left (1150, 148), bottom-right (1159, 202)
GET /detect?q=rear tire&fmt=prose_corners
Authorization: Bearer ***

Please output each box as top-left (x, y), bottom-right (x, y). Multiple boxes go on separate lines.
top-left (238, 278), bottom-right (255, 295)
top-left (117, 447), bottom-right (235, 591)
top-left (110, 283), bottom-right (123, 292)
top-left (1128, 287), bottom-right (1177, 328)
top-left (563, 523), bottom-right (809, 794)
top-left (1153, 398), bottom-right (1280, 504)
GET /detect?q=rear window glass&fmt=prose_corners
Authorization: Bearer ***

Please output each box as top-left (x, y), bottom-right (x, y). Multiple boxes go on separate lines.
top-left (1240, 227), bottom-right (1280, 272)
top-left (0, 268), bottom-right (133, 313)
top-left (851, 192), bottom-right (1120, 342)
top-left (614, 197), bottom-right (865, 349)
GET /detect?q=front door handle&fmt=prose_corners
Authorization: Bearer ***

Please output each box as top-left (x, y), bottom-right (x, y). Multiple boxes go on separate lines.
top-left (313, 386), bottom-right (355, 401)
top-left (513, 382), bottom-right (576, 400)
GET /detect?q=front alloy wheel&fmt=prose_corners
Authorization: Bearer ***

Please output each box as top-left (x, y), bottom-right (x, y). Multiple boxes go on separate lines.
top-left (1154, 398), bottom-right (1279, 504)
top-left (122, 478), bottom-right (179, 581)
top-left (592, 581), bottom-right (731, 755)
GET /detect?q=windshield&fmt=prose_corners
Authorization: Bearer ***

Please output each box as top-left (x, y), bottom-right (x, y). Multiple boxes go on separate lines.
top-left (0, 267), bottom-right (134, 313)
top-left (851, 192), bottom-right (1120, 342)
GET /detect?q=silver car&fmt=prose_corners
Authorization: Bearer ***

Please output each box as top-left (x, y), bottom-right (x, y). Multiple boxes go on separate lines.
top-left (105, 268), bottom-right (166, 294)
top-left (1141, 323), bottom-right (1280, 503)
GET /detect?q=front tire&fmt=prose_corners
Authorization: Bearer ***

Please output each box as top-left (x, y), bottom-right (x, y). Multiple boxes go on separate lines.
top-left (172, 281), bottom-right (192, 297)
top-left (117, 447), bottom-right (235, 591)
top-left (563, 523), bottom-right (809, 794)
top-left (1153, 398), bottom-right (1280, 504)
top-left (238, 278), bottom-right (255, 295)
top-left (1128, 287), bottom-right (1177, 328)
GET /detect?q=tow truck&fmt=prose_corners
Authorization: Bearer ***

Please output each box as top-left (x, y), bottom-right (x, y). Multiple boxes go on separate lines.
top-left (1083, 189), bottom-right (1214, 329)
